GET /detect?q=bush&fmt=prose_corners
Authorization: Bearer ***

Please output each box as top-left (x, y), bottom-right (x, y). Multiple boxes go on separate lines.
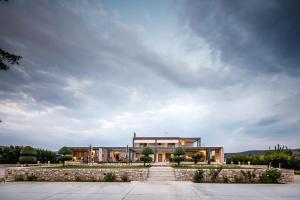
top-left (58, 146), bottom-right (72, 165)
top-left (193, 169), bottom-right (205, 183)
top-left (222, 175), bottom-right (229, 183)
top-left (140, 147), bottom-right (154, 166)
top-left (241, 170), bottom-right (257, 183)
top-left (259, 169), bottom-right (282, 183)
top-left (121, 173), bottom-right (129, 182)
top-left (104, 173), bottom-right (116, 182)
top-left (174, 147), bottom-right (185, 156)
top-left (209, 166), bottom-right (222, 182)
top-left (140, 156), bottom-right (152, 166)
top-left (19, 156), bottom-right (37, 164)
top-left (142, 147), bottom-right (154, 156)
top-left (19, 146), bottom-right (37, 164)
top-left (234, 175), bottom-right (244, 183)
top-left (192, 152), bottom-right (205, 164)
top-left (27, 175), bottom-right (37, 181)
top-left (14, 174), bottom-right (24, 181)
top-left (172, 156), bottom-right (185, 166)
top-left (173, 147), bottom-right (185, 166)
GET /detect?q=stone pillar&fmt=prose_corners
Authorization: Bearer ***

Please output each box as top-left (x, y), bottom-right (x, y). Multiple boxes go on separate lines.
top-left (206, 149), bottom-right (211, 164)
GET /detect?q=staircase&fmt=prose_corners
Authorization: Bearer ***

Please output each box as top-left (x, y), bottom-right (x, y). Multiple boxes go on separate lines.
top-left (147, 166), bottom-right (175, 181)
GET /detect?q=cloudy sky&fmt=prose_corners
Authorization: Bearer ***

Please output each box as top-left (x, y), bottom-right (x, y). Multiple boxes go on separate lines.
top-left (0, 0), bottom-right (299, 152)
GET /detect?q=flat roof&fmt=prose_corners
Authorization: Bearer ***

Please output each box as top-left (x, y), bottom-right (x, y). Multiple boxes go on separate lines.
top-left (69, 146), bottom-right (223, 151)
top-left (133, 137), bottom-right (200, 140)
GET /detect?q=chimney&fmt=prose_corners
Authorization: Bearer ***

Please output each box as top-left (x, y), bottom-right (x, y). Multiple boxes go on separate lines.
top-left (133, 132), bottom-right (136, 138)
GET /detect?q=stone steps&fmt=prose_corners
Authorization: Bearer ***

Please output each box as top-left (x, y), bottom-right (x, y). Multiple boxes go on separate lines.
top-left (147, 166), bottom-right (175, 181)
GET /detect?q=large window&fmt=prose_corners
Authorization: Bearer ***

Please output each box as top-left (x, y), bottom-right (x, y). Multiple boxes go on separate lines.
top-left (167, 143), bottom-right (175, 147)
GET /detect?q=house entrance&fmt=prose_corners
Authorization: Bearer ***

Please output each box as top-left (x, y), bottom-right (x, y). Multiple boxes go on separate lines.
top-left (165, 153), bottom-right (171, 161)
top-left (158, 154), bottom-right (163, 162)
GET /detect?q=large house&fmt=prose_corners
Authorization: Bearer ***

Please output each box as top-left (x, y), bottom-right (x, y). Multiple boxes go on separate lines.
top-left (69, 133), bottom-right (224, 164)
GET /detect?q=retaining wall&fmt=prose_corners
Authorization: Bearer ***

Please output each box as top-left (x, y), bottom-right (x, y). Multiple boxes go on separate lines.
top-left (7, 167), bottom-right (148, 181)
top-left (175, 168), bottom-right (294, 183)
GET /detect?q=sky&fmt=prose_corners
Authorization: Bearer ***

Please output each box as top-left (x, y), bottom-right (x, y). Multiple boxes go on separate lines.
top-left (0, 0), bottom-right (300, 152)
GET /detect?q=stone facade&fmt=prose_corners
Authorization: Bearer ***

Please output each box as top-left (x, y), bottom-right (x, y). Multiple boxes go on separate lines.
top-left (7, 168), bottom-right (148, 182)
top-left (174, 168), bottom-right (294, 183)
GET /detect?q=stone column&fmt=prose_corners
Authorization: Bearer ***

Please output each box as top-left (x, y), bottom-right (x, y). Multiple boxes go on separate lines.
top-left (206, 149), bottom-right (211, 164)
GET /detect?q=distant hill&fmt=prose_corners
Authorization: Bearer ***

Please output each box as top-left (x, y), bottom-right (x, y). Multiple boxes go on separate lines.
top-left (225, 149), bottom-right (300, 158)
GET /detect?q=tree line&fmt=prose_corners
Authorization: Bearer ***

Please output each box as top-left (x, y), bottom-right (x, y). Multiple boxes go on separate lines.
top-left (0, 145), bottom-right (72, 164)
top-left (226, 145), bottom-right (300, 169)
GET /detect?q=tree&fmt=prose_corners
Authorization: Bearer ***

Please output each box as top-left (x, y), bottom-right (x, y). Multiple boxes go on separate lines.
top-left (0, 48), bottom-right (22, 71)
top-left (0, 145), bottom-right (21, 164)
top-left (58, 146), bottom-right (72, 166)
top-left (19, 146), bottom-right (37, 164)
top-left (173, 147), bottom-right (185, 166)
top-left (192, 151), bottom-right (205, 164)
top-left (140, 147), bottom-right (154, 166)
top-left (36, 148), bottom-right (57, 163)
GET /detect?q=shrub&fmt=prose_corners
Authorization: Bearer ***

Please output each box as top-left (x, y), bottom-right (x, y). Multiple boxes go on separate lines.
top-left (19, 146), bottom-right (37, 164)
top-left (193, 169), bottom-right (205, 183)
top-left (58, 146), bottom-right (72, 165)
top-left (234, 175), bottom-right (244, 183)
top-left (75, 175), bottom-right (82, 182)
top-left (172, 156), bottom-right (185, 166)
top-left (19, 156), bottom-right (37, 164)
top-left (142, 147), bottom-right (154, 156)
top-left (259, 169), bottom-right (282, 183)
top-left (241, 170), bottom-right (257, 183)
top-left (104, 173), bottom-right (116, 182)
top-left (192, 152), bottom-right (205, 164)
top-left (140, 156), bottom-right (152, 166)
top-left (209, 166), bottom-right (222, 182)
top-left (173, 147), bottom-right (185, 166)
top-left (14, 174), bottom-right (24, 181)
top-left (27, 175), bottom-right (37, 181)
top-left (174, 147), bottom-right (185, 156)
top-left (222, 175), bottom-right (229, 183)
top-left (140, 147), bottom-right (154, 166)
top-left (121, 173), bottom-right (129, 182)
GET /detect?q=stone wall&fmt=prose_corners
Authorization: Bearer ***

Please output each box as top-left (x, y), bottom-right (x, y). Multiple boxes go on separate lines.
top-left (175, 168), bottom-right (294, 183)
top-left (7, 167), bottom-right (148, 182)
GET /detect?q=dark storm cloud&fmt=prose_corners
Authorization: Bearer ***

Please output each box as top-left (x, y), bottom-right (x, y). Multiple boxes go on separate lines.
top-left (0, 0), bottom-right (239, 108)
top-left (0, 0), bottom-right (299, 151)
top-left (183, 0), bottom-right (300, 75)
top-left (0, 0), bottom-right (152, 107)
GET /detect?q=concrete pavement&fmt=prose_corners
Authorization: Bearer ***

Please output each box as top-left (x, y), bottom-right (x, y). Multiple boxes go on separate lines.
top-left (0, 181), bottom-right (300, 200)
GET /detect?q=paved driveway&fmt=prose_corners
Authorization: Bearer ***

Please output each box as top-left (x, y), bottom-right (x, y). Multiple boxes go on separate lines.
top-left (0, 181), bottom-right (300, 200)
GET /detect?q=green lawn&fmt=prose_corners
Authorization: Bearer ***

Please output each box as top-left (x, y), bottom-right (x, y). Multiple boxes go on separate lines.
top-left (294, 170), bottom-right (300, 175)
top-left (41, 164), bottom-right (149, 169)
top-left (172, 164), bottom-right (248, 169)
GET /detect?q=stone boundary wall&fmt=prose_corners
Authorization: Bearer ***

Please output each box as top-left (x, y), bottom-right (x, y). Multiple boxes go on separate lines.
top-left (7, 167), bottom-right (148, 182)
top-left (175, 168), bottom-right (294, 183)
top-left (0, 168), bottom-right (7, 181)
